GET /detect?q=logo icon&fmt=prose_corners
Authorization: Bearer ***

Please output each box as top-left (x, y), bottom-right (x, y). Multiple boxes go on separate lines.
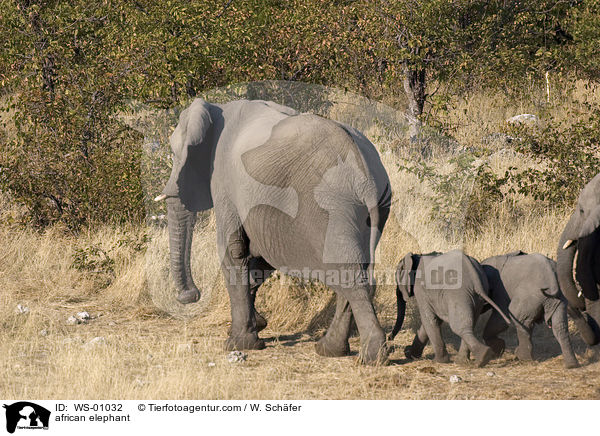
top-left (3, 402), bottom-right (50, 434)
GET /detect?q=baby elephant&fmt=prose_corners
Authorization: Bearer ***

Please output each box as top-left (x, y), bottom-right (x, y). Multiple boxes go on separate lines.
top-left (480, 251), bottom-right (580, 369)
top-left (390, 250), bottom-right (511, 367)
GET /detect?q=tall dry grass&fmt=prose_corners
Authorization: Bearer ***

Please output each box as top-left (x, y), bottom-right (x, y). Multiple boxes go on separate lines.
top-left (2, 85), bottom-right (600, 399)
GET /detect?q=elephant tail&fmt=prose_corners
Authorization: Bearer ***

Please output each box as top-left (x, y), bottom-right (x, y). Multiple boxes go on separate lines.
top-left (479, 288), bottom-right (512, 325)
top-left (389, 282), bottom-right (406, 341)
top-left (367, 183), bottom-right (392, 282)
top-left (467, 256), bottom-right (512, 325)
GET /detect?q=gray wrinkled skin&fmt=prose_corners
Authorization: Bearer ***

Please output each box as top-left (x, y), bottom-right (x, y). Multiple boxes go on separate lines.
top-left (556, 172), bottom-right (600, 346)
top-left (391, 249), bottom-right (509, 368)
top-left (481, 251), bottom-right (579, 369)
top-left (163, 98), bottom-right (392, 364)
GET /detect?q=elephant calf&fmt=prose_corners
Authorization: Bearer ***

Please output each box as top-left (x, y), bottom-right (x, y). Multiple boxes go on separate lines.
top-left (480, 251), bottom-right (580, 369)
top-left (390, 250), bottom-right (511, 367)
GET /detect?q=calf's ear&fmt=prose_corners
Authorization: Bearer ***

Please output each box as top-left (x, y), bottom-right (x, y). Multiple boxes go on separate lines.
top-left (396, 252), bottom-right (416, 301)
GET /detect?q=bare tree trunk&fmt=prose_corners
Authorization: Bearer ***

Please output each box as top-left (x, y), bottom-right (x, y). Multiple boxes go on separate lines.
top-left (403, 62), bottom-right (426, 140)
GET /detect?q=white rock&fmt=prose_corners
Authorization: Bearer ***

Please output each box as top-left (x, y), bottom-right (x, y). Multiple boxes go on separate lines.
top-left (227, 351), bottom-right (247, 363)
top-left (15, 304), bottom-right (30, 314)
top-left (40, 329), bottom-right (48, 337)
top-left (66, 316), bottom-right (80, 325)
top-left (207, 362), bottom-right (216, 367)
top-left (176, 343), bottom-right (192, 354)
top-left (76, 311), bottom-right (91, 321)
top-left (449, 375), bottom-right (462, 384)
top-left (85, 337), bottom-right (106, 348)
top-left (507, 113), bottom-right (539, 126)
top-left (486, 371), bottom-right (495, 377)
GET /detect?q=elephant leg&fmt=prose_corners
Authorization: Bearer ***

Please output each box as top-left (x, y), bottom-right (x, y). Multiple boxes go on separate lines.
top-left (482, 311), bottom-right (509, 357)
top-left (584, 298), bottom-right (600, 343)
top-left (422, 315), bottom-right (449, 363)
top-left (315, 293), bottom-right (352, 357)
top-left (549, 304), bottom-right (580, 369)
top-left (405, 324), bottom-right (429, 360)
top-left (508, 302), bottom-right (534, 361)
top-left (221, 229), bottom-right (265, 351)
top-left (568, 306), bottom-right (600, 346)
top-left (456, 307), bottom-right (483, 364)
top-left (456, 340), bottom-right (470, 364)
top-left (338, 278), bottom-right (387, 365)
top-left (248, 257), bottom-right (274, 332)
top-left (513, 320), bottom-right (534, 362)
top-left (450, 315), bottom-right (493, 368)
top-left (457, 331), bottom-right (494, 368)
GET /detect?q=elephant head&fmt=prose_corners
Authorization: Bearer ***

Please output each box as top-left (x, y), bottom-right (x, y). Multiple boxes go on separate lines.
top-left (557, 172), bottom-right (600, 307)
top-left (389, 252), bottom-right (419, 340)
top-left (557, 172), bottom-right (600, 345)
top-left (158, 99), bottom-right (217, 304)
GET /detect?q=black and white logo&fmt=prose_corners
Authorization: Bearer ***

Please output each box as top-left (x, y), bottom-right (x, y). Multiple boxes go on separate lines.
top-left (3, 402), bottom-right (50, 434)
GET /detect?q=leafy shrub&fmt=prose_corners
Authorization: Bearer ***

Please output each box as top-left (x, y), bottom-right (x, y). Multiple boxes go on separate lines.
top-left (401, 152), bottom-right (508, 236)
top-left (505, 108), bottom-right (600, 208)
top-left (71, 231), bottom-right (149, 287)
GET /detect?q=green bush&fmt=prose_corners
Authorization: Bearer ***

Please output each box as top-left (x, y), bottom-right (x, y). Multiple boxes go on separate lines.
top-left (401, 152), bottom-right (508, 236)
top-left (505, 108), bottom-right (600, 208)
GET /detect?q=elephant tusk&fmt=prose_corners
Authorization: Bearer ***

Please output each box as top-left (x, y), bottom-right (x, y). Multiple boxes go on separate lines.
top-left (562, 239), bottom-right (575, 250)
top-left (578, 291), bottom-right (583, 298)
top-left (154, 194), bottom-right (167, 202)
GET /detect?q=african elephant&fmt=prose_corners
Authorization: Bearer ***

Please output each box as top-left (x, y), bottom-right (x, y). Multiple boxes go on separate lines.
top-left (557, 172), bottom-right (600, 346)
top-left (157, 98), bottom-right (392, 364)
top-left (481, 251), bottom-right (579, 369)
top-left (390, 250), bottom-right (511, 367)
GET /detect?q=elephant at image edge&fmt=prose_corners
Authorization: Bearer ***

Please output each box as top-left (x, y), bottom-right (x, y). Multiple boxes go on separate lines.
top-left (390, 250), bottom-right (511, 367)
top-left (159, 98), bottom-right (392, 364)
top-left (557, 172), bottom-right (600, 346)
top-left (481, 251), bottom-right (579, 369)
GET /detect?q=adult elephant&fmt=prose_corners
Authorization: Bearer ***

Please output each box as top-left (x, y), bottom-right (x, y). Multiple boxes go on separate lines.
top-left (557, 172), bottom-right (600, 346)
top-left (156, 98), bottom-right (392, 364)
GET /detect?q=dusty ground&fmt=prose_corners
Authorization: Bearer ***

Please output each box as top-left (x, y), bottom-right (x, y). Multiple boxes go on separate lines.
top-left (2, 294), bottom-right (600, 400)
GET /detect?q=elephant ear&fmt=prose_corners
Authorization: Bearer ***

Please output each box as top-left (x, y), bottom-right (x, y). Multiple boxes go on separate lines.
top-left (162, 98), bottom-right (214, 212)
top-left (578, 205), bottom-right (600, 239)
top-left (396, 252), bottom-right (416, 301)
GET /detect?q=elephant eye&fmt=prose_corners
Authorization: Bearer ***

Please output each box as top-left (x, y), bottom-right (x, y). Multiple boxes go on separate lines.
top-left (580, 208), bottom-right (585, 215)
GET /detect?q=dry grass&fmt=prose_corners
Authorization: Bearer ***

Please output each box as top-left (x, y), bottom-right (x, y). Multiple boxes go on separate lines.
top-left (2, 86), bottom-right (600, 400)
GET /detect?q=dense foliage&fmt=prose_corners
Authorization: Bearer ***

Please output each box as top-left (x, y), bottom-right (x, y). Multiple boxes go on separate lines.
top-left (1, 0), bottom-right (599, 228)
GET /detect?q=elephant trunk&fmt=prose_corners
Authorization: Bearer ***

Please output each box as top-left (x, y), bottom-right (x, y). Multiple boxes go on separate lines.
top-left (166, 196), bottom-right (200, 304)
top-left (550, 304), bottom-right (580, 369)
top-left (575, 232), bottom-right (600, 301)
top-left (557, 215), bottom-right (585, 310)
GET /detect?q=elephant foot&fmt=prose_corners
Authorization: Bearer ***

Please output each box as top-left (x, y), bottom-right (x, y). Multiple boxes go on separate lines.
top-left (485, 337), bottom-right (506, 357)
top-left (404, 345), bottom-right (422, 360)
top-left (227, 310), bottom-right (267, 336)
top-left (515, 346), bottom-right (533, 362)
top-left (224, 332), bottom-right (265, 351)
top-left (473, 346), bottom-right (495, 368)
top-left (434, 353), bottom-right (450, 364)
top-left (574, 313), bottom-right (599, 346)
top-left (563, 356), bottom-right (580, 369)
top-left (359, 334), bottom-right (389, 366)
top-left (176, 288), bottom-right (200, 304)
top-left (314, 336), bottom-right (351, 357)
top-left (455, 350), bottom-right (470, 365)
top-left (255, 311), bottom-right (268, 333)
